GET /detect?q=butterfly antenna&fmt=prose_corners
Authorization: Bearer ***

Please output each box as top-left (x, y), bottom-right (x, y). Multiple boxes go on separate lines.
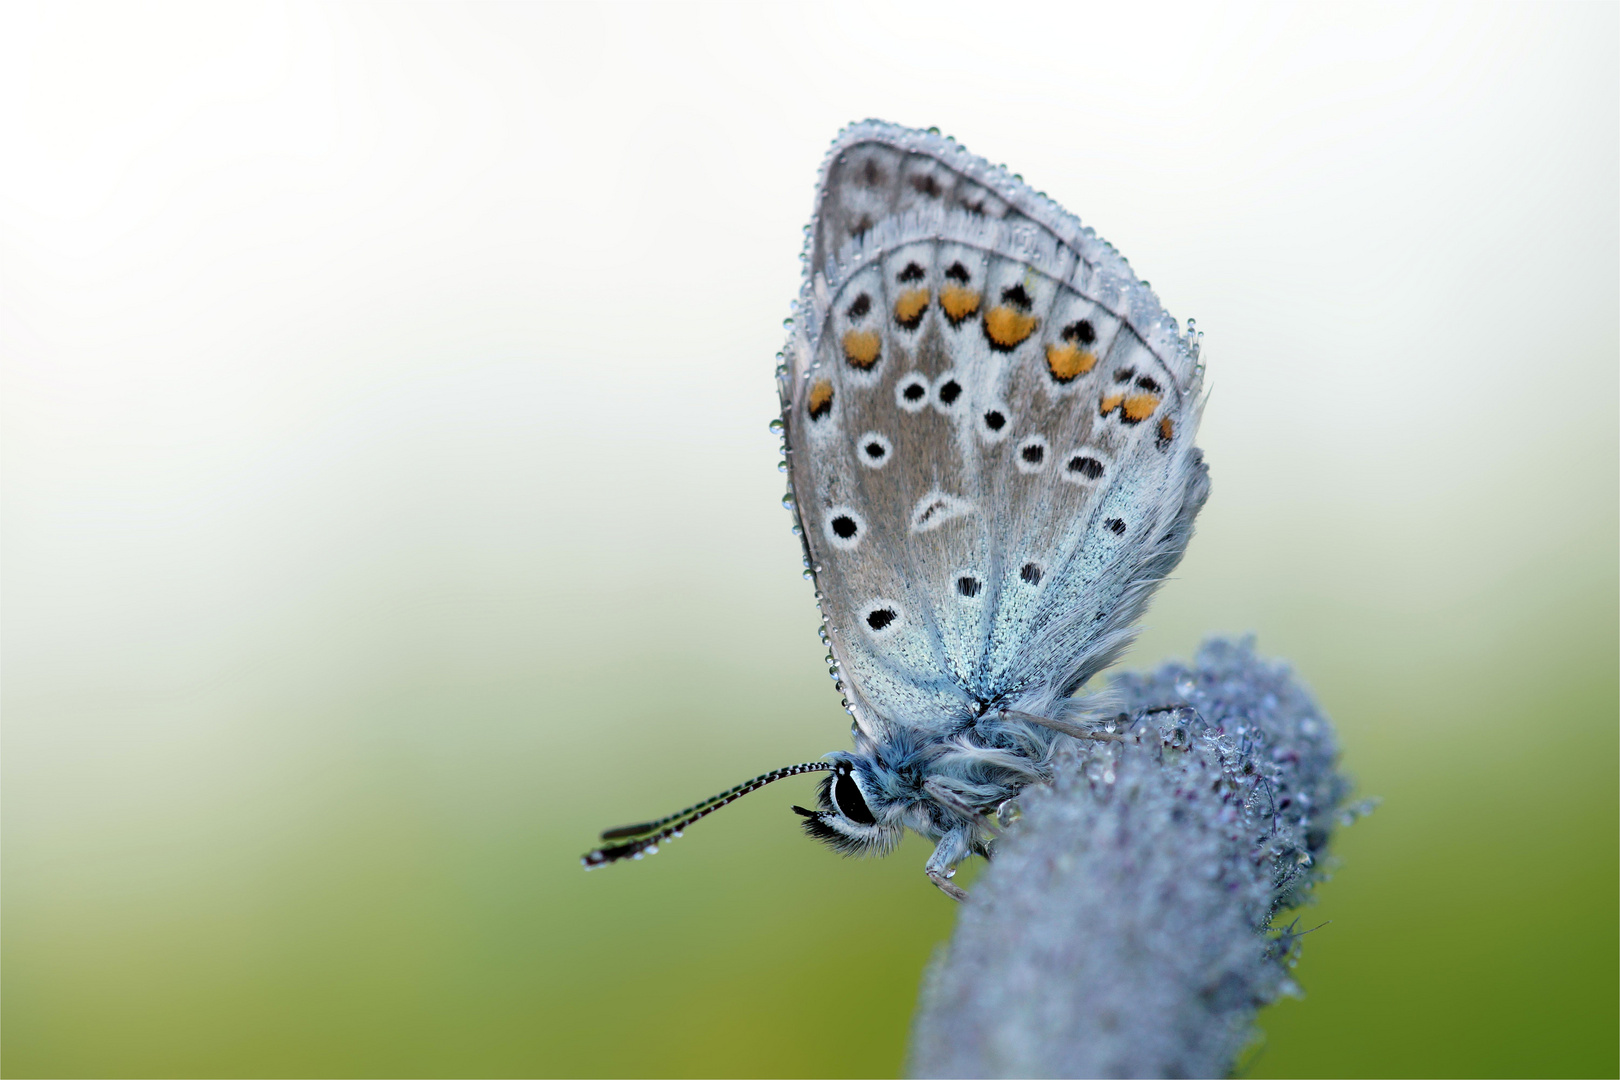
top-left (582, 761), bottom-right (835, 868)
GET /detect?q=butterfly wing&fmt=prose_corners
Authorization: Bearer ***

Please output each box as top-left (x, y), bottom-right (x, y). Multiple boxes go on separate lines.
top-left (781, 122), bottom-right (1208, 738)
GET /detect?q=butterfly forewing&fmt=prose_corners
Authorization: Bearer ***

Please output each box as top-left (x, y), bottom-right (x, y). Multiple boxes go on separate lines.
top-left (784, 123), bottom-right (1207, 735)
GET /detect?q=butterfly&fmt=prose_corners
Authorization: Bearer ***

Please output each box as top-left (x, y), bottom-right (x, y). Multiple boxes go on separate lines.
top-left (584, 121), bottom-right (1208, 899)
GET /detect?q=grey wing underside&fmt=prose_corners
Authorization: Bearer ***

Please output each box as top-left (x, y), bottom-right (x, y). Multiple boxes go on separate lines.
top-left (780, 122), bottom-right (1209, 739)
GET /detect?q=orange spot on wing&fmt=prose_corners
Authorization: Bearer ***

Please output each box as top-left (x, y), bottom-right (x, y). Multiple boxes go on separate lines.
top-left (940, 286), bottom-right (981, 325)
top-left (808, 379), bottom-right (834, 419)
top-left (893, 288), bottom-right (929, 329)
top-left (1044, 343), bottom-right (1097, 382)
top-left (1122, 392), bottom-right (1162, 423)
top-left (984, 306), bottom-right (1038, 350)
top-left (842, 329), bottom-right (882, 369)
top-left (1158, 416), bottom-right (1175, 442)
top-left (1099, 392), bottom-right (1124, 417)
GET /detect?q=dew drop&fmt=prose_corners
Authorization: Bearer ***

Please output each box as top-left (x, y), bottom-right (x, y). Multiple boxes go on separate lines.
top-left (768, 418), bottom-right (785, 434)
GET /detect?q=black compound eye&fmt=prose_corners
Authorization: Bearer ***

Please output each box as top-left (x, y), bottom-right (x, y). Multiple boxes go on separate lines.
top-left (833, 767), bottom-right (876, 825)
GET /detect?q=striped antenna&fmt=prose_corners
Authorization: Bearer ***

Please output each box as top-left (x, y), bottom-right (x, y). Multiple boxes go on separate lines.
top-left (582, 761), bottom-right (835, 868)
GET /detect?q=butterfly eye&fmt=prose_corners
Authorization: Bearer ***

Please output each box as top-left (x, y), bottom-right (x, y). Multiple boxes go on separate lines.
top-left (832, 766), bottom-right (877, 825)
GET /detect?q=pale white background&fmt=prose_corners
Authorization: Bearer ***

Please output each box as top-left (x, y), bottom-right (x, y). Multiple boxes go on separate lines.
top-left (3, 4), bottom-right (1615, 1075)
top-left (6, 2), bottom-right (1613, 762)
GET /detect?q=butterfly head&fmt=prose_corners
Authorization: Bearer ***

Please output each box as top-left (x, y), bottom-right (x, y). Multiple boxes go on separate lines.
top-left (791, 755), bottom-right (905, 856)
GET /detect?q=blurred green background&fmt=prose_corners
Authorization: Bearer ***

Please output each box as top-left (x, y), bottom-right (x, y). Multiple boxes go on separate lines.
top-left (3, 3), bottom-right (1615, 1077)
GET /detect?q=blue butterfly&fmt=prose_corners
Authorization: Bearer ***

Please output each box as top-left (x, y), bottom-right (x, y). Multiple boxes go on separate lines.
top-left (585, 121), bottom-right (1208, 899)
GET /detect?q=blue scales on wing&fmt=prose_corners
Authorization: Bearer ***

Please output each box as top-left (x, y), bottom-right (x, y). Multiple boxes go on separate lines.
top-left (780, 122), bottom-right (1210, 742)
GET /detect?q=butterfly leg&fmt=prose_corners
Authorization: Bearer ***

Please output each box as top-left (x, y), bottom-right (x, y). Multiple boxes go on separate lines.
top-left (924, 826), bottom-right (975, 902)
top-left (927, 869), bottom-right (970, 902)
